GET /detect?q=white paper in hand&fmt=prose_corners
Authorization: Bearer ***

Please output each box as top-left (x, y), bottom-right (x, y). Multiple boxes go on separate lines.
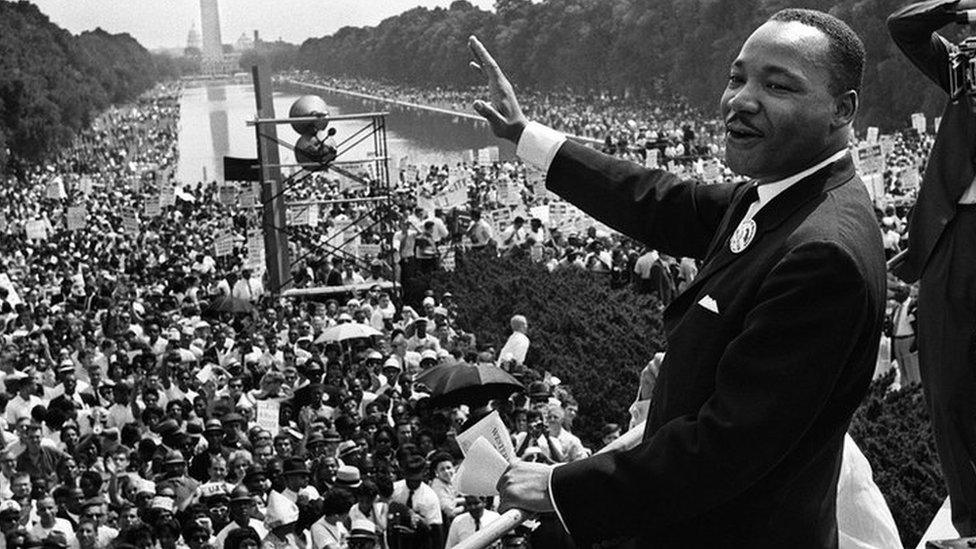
top-left (456, 411), bottom-right (516, 463)
top-left (457, 437), bottom-right (510, 496)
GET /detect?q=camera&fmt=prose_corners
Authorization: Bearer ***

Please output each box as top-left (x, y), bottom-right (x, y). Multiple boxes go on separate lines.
top-left (950, 37), bottom-right (976, 103)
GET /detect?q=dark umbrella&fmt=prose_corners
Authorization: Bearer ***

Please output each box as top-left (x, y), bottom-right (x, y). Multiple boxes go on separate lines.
top-left (205, 295), bottom-right (255, 315)
top-left (414, 362), bottom-right (524, 408)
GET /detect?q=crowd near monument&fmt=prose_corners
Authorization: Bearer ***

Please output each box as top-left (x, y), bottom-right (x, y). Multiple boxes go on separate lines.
top-left (3, 0), bottom-right (976, 548)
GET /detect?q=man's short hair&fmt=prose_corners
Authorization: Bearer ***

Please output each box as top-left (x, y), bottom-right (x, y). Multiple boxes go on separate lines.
top-left (767, 9), bottom-right (865, 94)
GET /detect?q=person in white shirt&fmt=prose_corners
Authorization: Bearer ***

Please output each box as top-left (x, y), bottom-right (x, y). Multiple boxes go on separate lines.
top-left (445, 496), bottom-right (501, 549)
top-left (5, 373), bottom-right (43, 428)
top-left (310, 489), bottom-right (352, 549)
top-left (497, 315), bottom-right (529, 366)
top-left (30, 496), bottom-right (73, 543)
top-left (498, 217), bottom-right (527, 250)
top-left (231, 269), bottom-right (264, 302)
top-left (391, 455), bottom-right (443, 547)
top-left (465, 210), bottom-right (494, 249)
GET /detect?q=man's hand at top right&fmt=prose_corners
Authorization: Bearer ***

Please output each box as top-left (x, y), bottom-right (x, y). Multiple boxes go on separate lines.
top-left (468, 36), bottom-right (529, 144)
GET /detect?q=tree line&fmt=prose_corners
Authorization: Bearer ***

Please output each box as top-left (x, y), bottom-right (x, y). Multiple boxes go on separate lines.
top-left (294, 0), bottom-right (971, 132)
top-left (0, 0), bottom-right (178, 169)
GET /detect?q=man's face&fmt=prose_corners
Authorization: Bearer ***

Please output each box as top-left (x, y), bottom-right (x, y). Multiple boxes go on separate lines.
top-left (37, 498), bottom-right (56, 526)
top-left (119, 507), bottom-right (139, 529)
top-left (721, 21), bottom-right (843, 181)
top-left (83, 504), bottom-right (105, 527)
top-left (0, 454), bottom-right (14, 477)
top-left (254, 445), bottom-right (272, 466)
top-left (26, 429), bottom-right (42, 450)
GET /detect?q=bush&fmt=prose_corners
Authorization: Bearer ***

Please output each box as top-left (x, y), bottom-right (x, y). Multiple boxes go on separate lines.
top-left (849, 372), bottom-right (946, 548)
top-left (430, 250), bottom-right (665, 445)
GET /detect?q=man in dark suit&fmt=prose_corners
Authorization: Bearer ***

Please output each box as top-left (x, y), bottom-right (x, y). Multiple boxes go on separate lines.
top-left (888, 0), bottom-right (976, 535)
top-left (469, 8), bottom-right (885, 549)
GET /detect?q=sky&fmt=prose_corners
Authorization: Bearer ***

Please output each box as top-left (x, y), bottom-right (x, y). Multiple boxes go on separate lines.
top-left (29, 0), bottom-right (497, 51)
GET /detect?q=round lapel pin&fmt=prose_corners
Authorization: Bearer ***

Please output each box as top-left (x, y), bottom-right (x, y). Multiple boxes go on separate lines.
top-left (729, 218), bottom-right (756, 254)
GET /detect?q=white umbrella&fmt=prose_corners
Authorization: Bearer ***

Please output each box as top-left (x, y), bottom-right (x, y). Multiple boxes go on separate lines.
top-left (314, 323), bottom-right (381, 344)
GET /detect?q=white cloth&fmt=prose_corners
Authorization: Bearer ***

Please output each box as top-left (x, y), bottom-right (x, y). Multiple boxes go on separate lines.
top-left (837, 433), bottom-right (901, 549)
top-left (497, 332), bottom-right (529, 365)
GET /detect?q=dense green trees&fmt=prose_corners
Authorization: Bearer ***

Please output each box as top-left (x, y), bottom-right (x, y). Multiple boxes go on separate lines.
top-left (0, 1), bottom-right (175, 168)
top-left (296, 0), bottom-right (971, 131)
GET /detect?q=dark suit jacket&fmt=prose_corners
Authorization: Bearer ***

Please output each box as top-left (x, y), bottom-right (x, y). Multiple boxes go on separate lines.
top-left (546, 141), bottom-right (886, 548)
top-left (888, 0), bottom-right (976, 283)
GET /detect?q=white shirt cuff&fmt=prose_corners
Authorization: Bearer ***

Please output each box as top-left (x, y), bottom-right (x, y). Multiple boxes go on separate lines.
top-left (547, 464), bottom-right (572, 537)
top-left (516, 121), bottom-right (567, 172)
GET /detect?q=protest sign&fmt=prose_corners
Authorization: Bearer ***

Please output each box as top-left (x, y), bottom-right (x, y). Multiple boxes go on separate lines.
top-left (443, 182), bottom-right (468, 209)
top-left (866, 127), bottom-right (879, 144)
top-left (47, 177), bottom-right (66, 200)
top-left (66, 206), bottom-right (87, 231)
top-left (255, 400), bottom-right (280, 436)
top-left (854, 144), bottom-right (884, 176)
top-left (456, 411), bottom-right (516, 462)
top-left (900, 165), bottom-right (920, 191)
top-left (286, 205), bottom-right (311, 226)
top-left (462, 149), bottom-right (474, 164)
top-left (25, 220), bottom-right (47, 241)
top-left (79, 175), bottom-right (93, 195)
top-left (159, 186), bottom-right (176, 208)
top-left (359, 244), bottom-right (382, 259)
top-left (218, 184), bottom-right (237, 205)
top-left (456, 437), bottom-right (510, 497)
top-left (122, 209), bottom-right (139, 235)
top-left (441, 249), bottom-right (456, 272)
top-left (478, 148), bottom-right (492, 164)
top-left (911, 112), bottom-right (926, 135)
top-left (213, 231), bottom-right (235, 257)
top-left (879, 135), bottom-right (896, 158)
top-left (307, 204), bottom-right (320, 227)
top-left (549, 202), bottom-right (569, 226)
top-left (246, 235), bottom-right (265, 272)
top-left (644, 148), bottom-right (659, 169)
top-left (144, 197), bottom-right (162, 218)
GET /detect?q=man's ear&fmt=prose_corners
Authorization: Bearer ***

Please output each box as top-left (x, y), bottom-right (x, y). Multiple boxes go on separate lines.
top-left (832, 90), bottom-right (858, 129)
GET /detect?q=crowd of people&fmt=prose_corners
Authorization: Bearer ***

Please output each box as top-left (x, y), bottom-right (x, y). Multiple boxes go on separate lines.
top-left (0, 62), bottom-right (938, 549)
top-left (0, 80), bottom-right (609, 549)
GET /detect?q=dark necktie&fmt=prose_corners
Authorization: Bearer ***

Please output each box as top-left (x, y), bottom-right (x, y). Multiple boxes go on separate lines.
top-left (406, 488), bottom-right (415, 510)
top-left (731, 184), bottom-right (760, 229)
top-left (474, 516), bottom-right (481, 531)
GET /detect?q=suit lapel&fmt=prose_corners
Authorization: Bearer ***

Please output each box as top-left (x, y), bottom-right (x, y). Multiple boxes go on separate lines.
top-left (663, 155), bottom-right (855, 329)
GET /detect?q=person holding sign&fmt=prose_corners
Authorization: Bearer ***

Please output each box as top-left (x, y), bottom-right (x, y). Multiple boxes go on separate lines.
top-left (469, 8), bottom-right (885, 548)
top-left (888, 0), bottom-right (976, 536)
